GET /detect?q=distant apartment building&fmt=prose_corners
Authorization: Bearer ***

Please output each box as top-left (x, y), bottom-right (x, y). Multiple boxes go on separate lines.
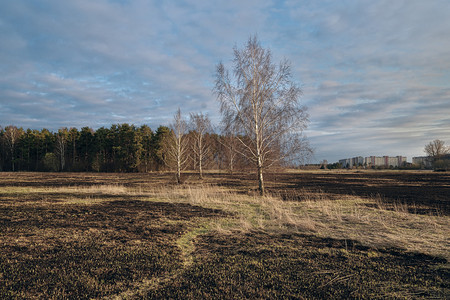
top-left (338, 156), bottom-right (364, 168)
top-left (339, 156), bottom-right (407, 168)
top-left (412, 156), bottom-right (433, 168)
top-left (339, 157), bottom-right (363, 168)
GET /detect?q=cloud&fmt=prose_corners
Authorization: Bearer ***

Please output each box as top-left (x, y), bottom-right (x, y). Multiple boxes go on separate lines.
top-left (0, 0), bottom-right (449, 163)
top-left (277, 0), bottom-right (450, 161)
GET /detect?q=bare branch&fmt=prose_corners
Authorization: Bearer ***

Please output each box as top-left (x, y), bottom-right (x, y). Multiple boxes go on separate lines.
top-left (214, 35), bottom-right (311, 195)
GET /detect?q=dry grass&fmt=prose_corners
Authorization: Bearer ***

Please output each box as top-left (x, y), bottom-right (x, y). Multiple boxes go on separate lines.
top-left (146, 184), bottom-right (450, 261)
top-left (1, 175), bottom-right (448, 299)
top-left (2, 182), bottom-right (448, 260)
top-left (293, 192), bottom-right (449, 260)
top-left (57, 182), bottom-right (449, 261)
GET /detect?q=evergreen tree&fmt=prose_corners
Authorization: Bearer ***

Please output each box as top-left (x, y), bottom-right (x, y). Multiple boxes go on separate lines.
top-left (138, 125), bottom-right (154, 172)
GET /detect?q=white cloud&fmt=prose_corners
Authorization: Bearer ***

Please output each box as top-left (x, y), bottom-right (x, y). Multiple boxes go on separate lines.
top-left (0, 0), bottom-right (449, 162)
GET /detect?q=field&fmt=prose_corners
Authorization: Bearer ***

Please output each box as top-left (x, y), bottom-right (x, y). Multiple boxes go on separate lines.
top-left (0, 171), bottom-right (449, 299)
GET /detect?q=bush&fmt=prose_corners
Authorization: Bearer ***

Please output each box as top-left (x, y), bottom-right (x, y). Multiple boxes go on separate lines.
top-left (434, 159), bottom-right (450, 171)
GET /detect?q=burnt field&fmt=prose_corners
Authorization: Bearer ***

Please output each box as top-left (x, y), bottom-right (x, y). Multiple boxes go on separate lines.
top-left (209, 171), bottom-right (450, 215)
top-left (0, 171), bottom-right (449, 299)
top-left (2, 170), bottom-right (448, 214)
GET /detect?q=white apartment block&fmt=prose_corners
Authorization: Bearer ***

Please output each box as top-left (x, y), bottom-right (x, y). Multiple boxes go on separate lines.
top-left (412, 156), bottom-right (433, 168)
top-left (339, 156), bottom-right (407, 168)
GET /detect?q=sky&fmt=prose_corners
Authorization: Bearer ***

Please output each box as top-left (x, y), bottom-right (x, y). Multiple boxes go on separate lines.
top-left (1, 0), bottom-right (449, 163)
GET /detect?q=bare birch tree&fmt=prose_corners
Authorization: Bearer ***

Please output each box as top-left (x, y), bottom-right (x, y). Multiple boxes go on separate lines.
top-left (220, 133), bottom-right (239, 174)
top-left (218, 121), bottom-right (242, 174)
top-left (56, 128), bottom-right (69, 171)
top-left (4, 126), bottom-right (22, 171)
top-left (214, 36), bottom-right (311, 195)
top-left (163, 109), bottom-right (189, 184)
top-left (190, 112), bottom-right (212, 179)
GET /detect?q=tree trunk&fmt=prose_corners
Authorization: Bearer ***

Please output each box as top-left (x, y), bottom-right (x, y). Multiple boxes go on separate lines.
top-left (229, 155), bottom-right (234, 175)
top-left (176, 165), bottom-right (181, 184)
top-left (73, 140), bottom-right (76, 166)
top-left (257, 157), bottom-right (264, 196)
top-left (176, 152), bottom-right (182, 184)
top-left (199, 153), bottom-right (203, 179)
top-left (11, 148), bottom-right (14, 172)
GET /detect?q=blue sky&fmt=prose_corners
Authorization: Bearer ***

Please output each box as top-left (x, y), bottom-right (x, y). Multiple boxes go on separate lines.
top-left (1, 0), bottom-right (449, 163)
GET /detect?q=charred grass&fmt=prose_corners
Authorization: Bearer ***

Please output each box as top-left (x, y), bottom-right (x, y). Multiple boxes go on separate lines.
top-left (0, 179), bottom-right (227, 299)
top-left (0, 172), bottom-right (449, 299)
top-left (149, 231), bottom-right (448, 299)
top-left (206, 170), bottom-right (450, 215)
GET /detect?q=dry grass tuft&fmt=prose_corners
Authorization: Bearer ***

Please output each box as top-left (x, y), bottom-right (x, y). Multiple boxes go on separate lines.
top-left (71, 184), bottom-right (129, 194)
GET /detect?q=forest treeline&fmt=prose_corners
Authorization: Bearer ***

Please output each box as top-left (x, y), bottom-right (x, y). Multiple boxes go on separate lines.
top-left (1, 36), bottom-right (313, 195)
top-left (0, 123), bottom-right (251, 173)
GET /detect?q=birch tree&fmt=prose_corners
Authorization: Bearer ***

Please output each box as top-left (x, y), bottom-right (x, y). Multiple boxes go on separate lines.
top-left (163, 109), bottom-right (189, 184)
top-left (220, 133), bottom-right (239, 174)
top-left (56, 128), bottom-right (69, 171)
top-left (214, 36), bottom-right (311, 195)
top-left (218, 121), bottom-right (241, 174)
top-left (4, 126), bottom-right (22, 171)
top-left (190, 112), bottom-right (212, 179)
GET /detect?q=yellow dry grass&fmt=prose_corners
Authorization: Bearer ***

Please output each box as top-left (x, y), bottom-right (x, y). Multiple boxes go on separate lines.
top-left (3, 183), bottom-right (449, 260)
top-left (149, 184), bottom-right (450, 260)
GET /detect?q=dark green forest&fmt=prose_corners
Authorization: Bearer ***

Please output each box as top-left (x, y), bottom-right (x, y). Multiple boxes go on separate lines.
top-left (0, 124), bottom-right (247, 173)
